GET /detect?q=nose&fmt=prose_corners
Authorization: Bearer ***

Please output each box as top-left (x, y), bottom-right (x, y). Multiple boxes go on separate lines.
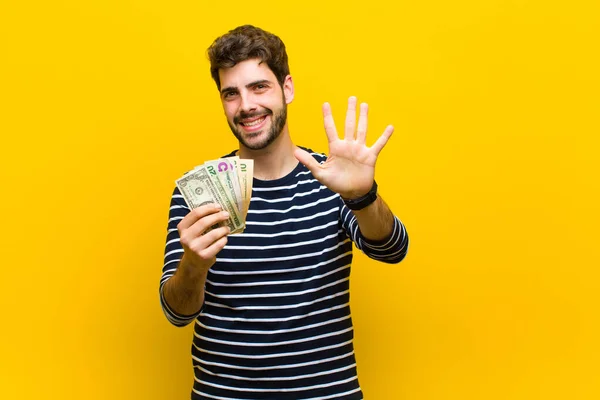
top-left (239, 91), bottom-right (257, 114)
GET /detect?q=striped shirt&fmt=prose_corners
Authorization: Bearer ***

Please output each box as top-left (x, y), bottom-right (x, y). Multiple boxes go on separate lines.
top-left (160, 150), bottom-right (409, 400)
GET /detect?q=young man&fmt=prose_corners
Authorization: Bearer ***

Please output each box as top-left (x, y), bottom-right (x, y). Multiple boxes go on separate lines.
top-left (160, 25), bottom-right (409, 400)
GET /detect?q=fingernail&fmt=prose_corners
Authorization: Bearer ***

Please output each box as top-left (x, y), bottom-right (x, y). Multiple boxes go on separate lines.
top-left (223, 211), bottom-right (229, 218)
top-left (214, 203), bottom-right (222, 209)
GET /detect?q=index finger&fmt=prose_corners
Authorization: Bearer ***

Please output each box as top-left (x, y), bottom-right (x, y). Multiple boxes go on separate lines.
top-left (178, 203), bottom-right (222, 230)
top-left (370, 125), bottom-right (394, 156)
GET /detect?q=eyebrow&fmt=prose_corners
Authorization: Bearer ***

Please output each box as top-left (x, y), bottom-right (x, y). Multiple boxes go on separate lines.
top-left (220, 79), bottom-right (272, 95)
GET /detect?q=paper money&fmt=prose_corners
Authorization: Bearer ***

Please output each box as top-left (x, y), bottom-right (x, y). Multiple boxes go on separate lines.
top-left (205, 159), bottom-right (243, 215)
top-left (237, 159), bottom-right (254, 221)
top-left (228, 157), bottom-right (244, 212)
top-left (175, 157), bottom-right (253, 234)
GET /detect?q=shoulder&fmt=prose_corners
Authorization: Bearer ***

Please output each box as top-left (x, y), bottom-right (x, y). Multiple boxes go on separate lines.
top-left (298, 145), bottom-right (327, 164)
top-left (220, 149), bottom-right (238, 158)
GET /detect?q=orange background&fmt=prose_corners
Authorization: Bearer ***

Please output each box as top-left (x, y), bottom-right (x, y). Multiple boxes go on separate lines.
top-left (1, 0), bottom-right (599, 398)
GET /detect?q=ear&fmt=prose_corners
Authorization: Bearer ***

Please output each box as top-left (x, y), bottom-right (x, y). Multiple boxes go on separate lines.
top-left (283, 75), bottom-right (294, 104)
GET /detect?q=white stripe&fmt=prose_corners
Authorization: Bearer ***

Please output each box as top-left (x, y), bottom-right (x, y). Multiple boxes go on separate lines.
top-left (223, 231), bottom-right (341, 251)
top-left (200, 302), bottom-right (348, 323)
top-left (159, 276), bottom-right (171, 286)
top-left (250, 194), bottom-right (338, 214)
top-left (196, 316), bottom-right (350, 337)
top-left (211, 250), bottom-right (351, 276)
top-left (246, 206), bottom-right (338, 226)
top-left (207, 264), bottom-right (349, 287)
top-left (205, 276), bottom-right (349, 299)
top-left (162, 258), bottom-right (180, 269)
top-left (340, 206), bottom-right (352, 226)
top-left (168, 216), bottom-right (183, 223)
top-left (352, 223), bottom-right (359, 243)
top-left (159, 272), bottom-right (174, 283)
top-left (195, 363), bottom-right (355, 382)
top-left (161, 268), bottom-right (176, 276)
top-left (194, 338), bottom-right (352, 360)
top-left (250, 186), bottom-right (330, 204)
top-left (216, 238), bottom-right (350, 263)
top-left (205, 289), bottom-right (349, 311)
top-left (251, 178), bottom-right (318, 192)
top-left (169, 205), bottom-right (187, 210)
top-left (195, 375), bottom-right (357, 393)
top-left (193, 350), bottom-right (354, 371)
top-left (165, 238), bottom-right (180, 247)
top-left (164, 248), bottom-right (184, 259)
top-left (370, 245), bottom-right (407, 259)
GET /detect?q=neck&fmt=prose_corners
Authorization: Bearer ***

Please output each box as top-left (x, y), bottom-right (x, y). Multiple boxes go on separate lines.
top-left (238, 129), bottom-right (298, 181)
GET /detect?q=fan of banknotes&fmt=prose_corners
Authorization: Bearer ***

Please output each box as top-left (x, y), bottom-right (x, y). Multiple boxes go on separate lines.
top-left (175, 156), bottom-right (254, 234)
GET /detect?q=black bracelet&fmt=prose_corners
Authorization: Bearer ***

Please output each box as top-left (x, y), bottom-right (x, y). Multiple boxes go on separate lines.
top-left (342, 181), bottom-right (378, 210)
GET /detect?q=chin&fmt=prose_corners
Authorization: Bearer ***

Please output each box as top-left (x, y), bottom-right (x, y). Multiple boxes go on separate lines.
top-left (243, 140), bottom-right (271, 151)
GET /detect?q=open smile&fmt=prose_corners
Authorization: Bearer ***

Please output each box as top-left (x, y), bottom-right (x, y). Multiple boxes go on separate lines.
top-left (239, 115), bottom-right (268, 131)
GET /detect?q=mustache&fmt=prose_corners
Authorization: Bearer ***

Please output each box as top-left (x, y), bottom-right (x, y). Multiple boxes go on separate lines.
top-left (234, 109), bottom-right (272, 124)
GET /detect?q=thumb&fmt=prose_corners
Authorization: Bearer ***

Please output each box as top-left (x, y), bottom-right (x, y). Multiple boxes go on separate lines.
top-left (294, 148), bottom-right (323, 179)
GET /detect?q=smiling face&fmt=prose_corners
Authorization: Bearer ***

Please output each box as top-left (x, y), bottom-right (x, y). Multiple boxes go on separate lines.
top-left (219, 59), bottom-right (294, 151)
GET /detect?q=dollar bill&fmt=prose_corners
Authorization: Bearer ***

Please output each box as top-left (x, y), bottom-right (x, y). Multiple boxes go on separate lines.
top-left (203, 163), bottom-right (245, 233)
top-left (237, 159), bottom-right (254, 220)
top-left (205, 158), bottom-right (243, 214)
top-left (175, 165), bottom-right (242, 233)
top-left (228, 156), bottom-right (244, 212)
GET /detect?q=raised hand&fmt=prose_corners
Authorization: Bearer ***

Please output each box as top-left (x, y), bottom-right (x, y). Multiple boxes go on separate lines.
top-left (294, 96), bottom-right (394, 199)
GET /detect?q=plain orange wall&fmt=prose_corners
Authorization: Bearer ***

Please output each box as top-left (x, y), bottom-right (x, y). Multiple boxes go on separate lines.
top-left (1, 0), bottom-right (599, 399)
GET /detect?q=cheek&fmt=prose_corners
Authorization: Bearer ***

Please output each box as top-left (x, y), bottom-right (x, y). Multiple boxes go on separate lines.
top-left (223, 104), bottom-right (237, 120)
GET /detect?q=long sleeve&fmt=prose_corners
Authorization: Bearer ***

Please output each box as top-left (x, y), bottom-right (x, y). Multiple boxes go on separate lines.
top-left (158, 187), bottom-right (201, 327)
top-left (339, 197), bottom-right (409, 264)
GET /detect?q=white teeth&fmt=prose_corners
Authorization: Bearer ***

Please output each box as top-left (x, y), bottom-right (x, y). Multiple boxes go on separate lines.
top-left (242, 116), bottom-right (265, 127)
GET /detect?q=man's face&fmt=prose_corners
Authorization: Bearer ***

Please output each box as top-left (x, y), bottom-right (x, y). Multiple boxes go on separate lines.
top-left (218, 59), bottom-right (293, 150)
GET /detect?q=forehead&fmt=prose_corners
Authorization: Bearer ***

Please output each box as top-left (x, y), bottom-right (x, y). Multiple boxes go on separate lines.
top-left (218, 59), bottom-right (277, 89)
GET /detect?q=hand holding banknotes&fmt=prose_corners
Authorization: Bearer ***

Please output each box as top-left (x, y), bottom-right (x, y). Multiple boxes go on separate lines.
top-left (176, 204), bottom-right (231, 273)
top-left (175, 156), bottom-right (254, 235)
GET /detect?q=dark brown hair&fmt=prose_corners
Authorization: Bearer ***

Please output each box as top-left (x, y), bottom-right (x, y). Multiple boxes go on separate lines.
top-left (207, 25), bottom-right (290, 91)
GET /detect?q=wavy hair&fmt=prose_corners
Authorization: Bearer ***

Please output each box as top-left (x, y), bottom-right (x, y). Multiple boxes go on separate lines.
top-left (207, 25), bottom-right (290, 91)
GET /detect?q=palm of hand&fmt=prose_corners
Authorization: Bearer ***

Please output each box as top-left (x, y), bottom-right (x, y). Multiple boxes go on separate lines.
top-left (318, 138), bottom-right (377, 199)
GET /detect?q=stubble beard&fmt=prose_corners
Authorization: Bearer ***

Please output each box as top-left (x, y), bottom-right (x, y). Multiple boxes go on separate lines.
top-left (228, 101), bottom-right (288, 151)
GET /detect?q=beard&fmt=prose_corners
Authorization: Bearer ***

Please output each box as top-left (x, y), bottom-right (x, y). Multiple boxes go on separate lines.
top-left (227, 99), bottom-right (288, 151)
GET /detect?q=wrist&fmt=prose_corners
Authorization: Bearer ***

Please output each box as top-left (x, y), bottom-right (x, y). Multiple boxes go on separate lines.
top-left (342, 180), bottom-right (378, 210)
top-left (179, 253), bottom-right (210, 280)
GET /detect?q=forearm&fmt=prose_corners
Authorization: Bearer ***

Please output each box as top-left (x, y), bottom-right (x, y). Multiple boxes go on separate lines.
top-left (162, 253), bottom-right (209, 317)
top-left (351, 195), bottom-right (394, 241)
